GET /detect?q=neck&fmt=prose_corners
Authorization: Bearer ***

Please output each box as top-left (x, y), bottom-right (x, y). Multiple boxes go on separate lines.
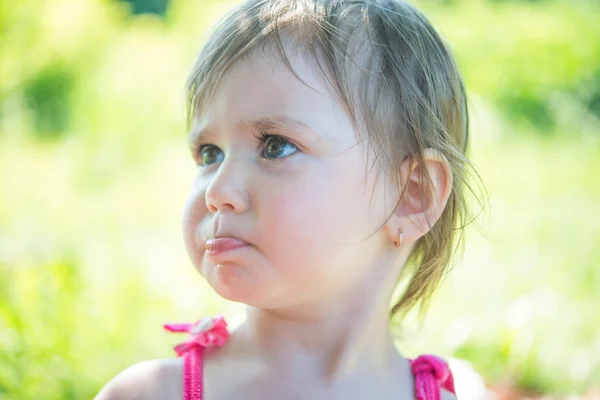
top-left (230, 259), bottom-right (408, 384)
top-left (245, 307), bottom-right (399, 379)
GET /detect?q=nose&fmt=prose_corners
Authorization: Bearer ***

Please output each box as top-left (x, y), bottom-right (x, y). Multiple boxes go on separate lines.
top-left (205, 159), bottom-right (250, 214)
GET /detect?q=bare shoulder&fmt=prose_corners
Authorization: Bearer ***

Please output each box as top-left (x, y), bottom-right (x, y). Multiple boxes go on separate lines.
top-left (94, 358), bottom-right (183, 400)
top-left (441, 388), bottom-right (458, 400)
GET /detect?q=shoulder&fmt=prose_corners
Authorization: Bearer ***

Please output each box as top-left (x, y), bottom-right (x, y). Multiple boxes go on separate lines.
top-left (94, 358), bottom-right (183, 400)
top-left (441, 388), bottom-right (458, 400)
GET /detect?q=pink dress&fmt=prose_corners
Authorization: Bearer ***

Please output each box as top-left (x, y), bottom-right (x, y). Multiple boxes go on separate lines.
top-left (165, 317), bottom-right (456, 400)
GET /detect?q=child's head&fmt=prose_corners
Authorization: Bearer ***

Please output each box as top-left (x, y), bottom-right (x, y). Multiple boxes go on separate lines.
top-left (182, 0), bottom-right (476, 322)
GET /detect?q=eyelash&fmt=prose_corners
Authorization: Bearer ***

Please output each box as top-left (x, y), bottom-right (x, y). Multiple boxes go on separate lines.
top-left (191, 130), bottom-right (296, 163)
top-left (252, 129), bottom-right (276, 145)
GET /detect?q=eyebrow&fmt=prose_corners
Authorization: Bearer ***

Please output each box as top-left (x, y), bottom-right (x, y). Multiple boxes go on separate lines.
top-left (189, 115), bottom-right (320, 147)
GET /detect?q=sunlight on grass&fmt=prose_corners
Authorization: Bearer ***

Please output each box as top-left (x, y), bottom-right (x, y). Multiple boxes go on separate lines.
top-left (1, 0), bottom-right (599, 398)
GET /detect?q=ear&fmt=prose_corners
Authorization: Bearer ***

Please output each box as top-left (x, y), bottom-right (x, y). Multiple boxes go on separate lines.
top-left (384, 148), bottom-right (453, 245)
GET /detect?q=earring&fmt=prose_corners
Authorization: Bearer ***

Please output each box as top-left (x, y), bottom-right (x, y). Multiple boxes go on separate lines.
top-left (394, 229), bottom-right (403, 247)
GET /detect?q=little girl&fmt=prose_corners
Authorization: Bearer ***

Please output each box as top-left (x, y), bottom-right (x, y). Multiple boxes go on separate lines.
top-left (97, 0), bottom-right (478, 399)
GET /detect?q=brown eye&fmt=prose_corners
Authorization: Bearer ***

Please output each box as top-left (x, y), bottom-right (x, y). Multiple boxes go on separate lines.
top-left (199, 145), bottom-right (224, 166)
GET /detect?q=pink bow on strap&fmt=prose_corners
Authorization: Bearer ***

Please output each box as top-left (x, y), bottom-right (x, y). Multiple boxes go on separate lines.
top-left (411, 354), bottom-right (456, 400)
top-left (164, 316), bottom-right (230, 356)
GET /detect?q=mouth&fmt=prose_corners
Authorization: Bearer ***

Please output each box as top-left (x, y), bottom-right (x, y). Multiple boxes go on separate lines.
top-left (205, 237), bottom-right (250, 256)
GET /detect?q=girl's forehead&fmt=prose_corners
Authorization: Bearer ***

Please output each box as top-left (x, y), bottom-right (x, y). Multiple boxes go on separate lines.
top-left (229, 46), bottom-right (334, 102)
top-left (191, 46), bottom-right (356, 144)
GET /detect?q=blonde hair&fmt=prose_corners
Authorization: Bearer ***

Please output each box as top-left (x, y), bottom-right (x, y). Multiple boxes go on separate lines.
top-left (186, 0), bottom-right (485, 322)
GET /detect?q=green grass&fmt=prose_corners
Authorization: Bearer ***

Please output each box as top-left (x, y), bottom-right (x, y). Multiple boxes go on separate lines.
top-left (1, 0), bottom-right (599, 398)
top-left (2, 124), bottom-right (598, 398)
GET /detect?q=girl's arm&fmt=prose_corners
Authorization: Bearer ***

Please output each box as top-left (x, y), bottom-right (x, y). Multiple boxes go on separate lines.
top-left (442, 388), bottom-right (459, 400)
top-left (94, 358), bottom-right (183, 400)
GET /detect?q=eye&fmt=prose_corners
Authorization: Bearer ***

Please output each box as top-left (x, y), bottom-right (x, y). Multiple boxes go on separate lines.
top-left (262, 135), bottom-right (298, 160)
top-left (193, 133), bottom-right (297, 165)
top-left (198, 145), bottom-right (224, 166)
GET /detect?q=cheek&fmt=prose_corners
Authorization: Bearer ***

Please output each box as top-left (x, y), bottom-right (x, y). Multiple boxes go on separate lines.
top-left (181, 190), bottom-right (208, 265)
top-left (258, 161), bottom-right (372, 263)
top-left (257, 192), bottom-right (334, 286)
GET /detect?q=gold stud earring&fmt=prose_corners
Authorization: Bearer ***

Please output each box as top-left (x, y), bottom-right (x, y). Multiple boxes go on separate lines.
top-left (394, 229), bottom-right (403, 247)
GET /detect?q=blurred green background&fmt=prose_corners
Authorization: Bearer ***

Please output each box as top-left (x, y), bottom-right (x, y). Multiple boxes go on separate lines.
top-left (1, 0), bottom-right (599, 399)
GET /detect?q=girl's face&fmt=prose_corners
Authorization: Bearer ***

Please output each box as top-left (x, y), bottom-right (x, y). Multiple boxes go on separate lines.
top-left (182, 47), bottom-right (396, 311)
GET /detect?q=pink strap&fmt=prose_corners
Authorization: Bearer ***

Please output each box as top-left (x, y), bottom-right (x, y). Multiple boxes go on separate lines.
top-left (166, 318), bottom-right (455, 400)
top-left (410, 354), bottom-right (456, 400)
top-left (182, 351), bottom-right (456, 400)
top-left (183, 347), bottom-right (204, 400)
top-left (164, 317), bottom-right (230, 400)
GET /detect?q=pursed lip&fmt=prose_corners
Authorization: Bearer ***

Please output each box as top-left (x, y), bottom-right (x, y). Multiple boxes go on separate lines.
top-left (205, 236), bottom-right (250, 257)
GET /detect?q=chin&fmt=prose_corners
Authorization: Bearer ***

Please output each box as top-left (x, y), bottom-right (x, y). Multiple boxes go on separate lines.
top-left (203, 262), bottom-right (276, 306)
